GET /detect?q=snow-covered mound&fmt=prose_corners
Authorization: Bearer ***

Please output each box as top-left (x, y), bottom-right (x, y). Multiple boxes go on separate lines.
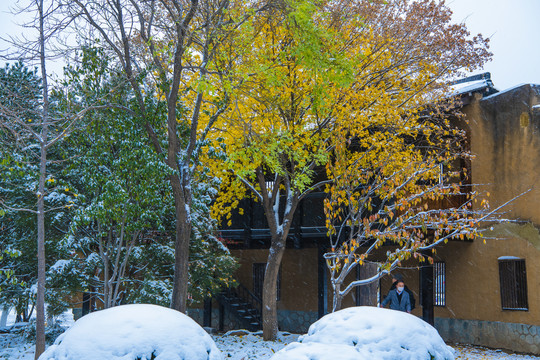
top-left (38, 304), bottom-right (222, 360)
top-left (271, 306), bottom-right (454, 360)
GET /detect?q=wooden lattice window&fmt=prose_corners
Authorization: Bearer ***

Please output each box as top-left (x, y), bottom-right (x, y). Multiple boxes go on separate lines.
top-left (253, 263), bottom-right (281, 301)
top-left (434, 262), bottom-right (446, 307)
top-left (498, 258), bottom-right (528, 311)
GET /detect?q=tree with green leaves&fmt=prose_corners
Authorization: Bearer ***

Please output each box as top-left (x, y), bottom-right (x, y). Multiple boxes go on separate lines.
top-left (46, 45), bottom-right (237, 310)
top-left (62, 0), bottom-right (254, 314)
top-left (210, 0), bottom-right (491, 339)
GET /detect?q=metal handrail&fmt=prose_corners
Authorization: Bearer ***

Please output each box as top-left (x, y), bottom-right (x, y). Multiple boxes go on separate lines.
top-left (224, 282), bottom-right (262, 324)
top-left (237, 283), bottom-right (262, 315)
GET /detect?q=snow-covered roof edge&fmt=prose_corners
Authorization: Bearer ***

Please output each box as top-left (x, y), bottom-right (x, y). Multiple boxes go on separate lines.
top-left (482, 83), bottom-right (540, 101)
top-left (449, 72), bottom-right (498, 97)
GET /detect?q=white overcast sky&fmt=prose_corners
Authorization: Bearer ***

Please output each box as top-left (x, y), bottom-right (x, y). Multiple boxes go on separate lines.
top-left (1, 0), bottom-right (540, 90)
top-left (448, 0), bottom-right (540, 90)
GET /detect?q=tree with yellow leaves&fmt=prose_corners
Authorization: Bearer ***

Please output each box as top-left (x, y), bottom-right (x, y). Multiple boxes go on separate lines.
top-left (211, 0), bottom-right (491, 340)
top-left (321, 0), bottom-right (501, 312)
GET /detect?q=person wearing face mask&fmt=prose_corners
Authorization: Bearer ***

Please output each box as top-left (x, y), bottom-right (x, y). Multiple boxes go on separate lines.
top-left (380, 280), bottom-right (411, 313)
top-left (389, 273), bottom-right (416, 311)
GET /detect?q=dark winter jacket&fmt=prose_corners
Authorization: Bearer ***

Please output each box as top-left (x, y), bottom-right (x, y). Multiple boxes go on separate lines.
top-left (390, 282), bottom-right (416, 310)
top-left (381, 289), bottom-right (411, 312)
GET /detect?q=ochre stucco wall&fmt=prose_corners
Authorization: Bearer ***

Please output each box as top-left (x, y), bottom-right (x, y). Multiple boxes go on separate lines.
top-left (434, 227), bottom-right (540, 325)
top-left (432, 84), bottom-right (540, 325)
top-left (466, 84), bottom-right (540, 224)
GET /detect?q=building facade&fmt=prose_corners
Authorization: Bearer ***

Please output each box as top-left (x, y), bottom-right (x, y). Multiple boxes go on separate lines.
top-left (210, 79), bottom-right (540, 355)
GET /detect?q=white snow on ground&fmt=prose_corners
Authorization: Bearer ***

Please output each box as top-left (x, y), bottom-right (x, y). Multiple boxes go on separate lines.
top-left (39, 304), bottom-right (221, 360)
top-left (0, 308), bottom-right (73, 360)
top-left (1, 307), bottom-right (540, 360)
top-left (212, 330), bottom-right (299, 359)
top-left (1, 331), bottom-right (35, 359)
top-left (271, 307), bottom-right (454, 360)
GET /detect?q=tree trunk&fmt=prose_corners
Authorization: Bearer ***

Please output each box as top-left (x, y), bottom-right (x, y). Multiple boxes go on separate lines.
top-left (0, 305), bottom-right (9, 328)
top-left (35, 137), bottom-right (47, 360)
top-left (170, 175), bottom-right (191, 313)
top-left (262, 236), bottom-right (286, 341)
top-left (332, 283), bottom-right (343, 312)
top-left (35, 1), bottom-right (49, 357)
top-left (357, 263), bottom-right (378, 306)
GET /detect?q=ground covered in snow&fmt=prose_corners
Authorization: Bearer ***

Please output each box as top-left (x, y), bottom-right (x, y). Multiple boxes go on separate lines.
top-left (1, 308), bottom-right (540, 360)
top-left (212, 331), bottom-right (540, 360)
top-left (212, 330), bottom-right (300, 360)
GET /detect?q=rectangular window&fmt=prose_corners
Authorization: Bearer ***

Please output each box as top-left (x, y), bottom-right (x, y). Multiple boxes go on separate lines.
top-left (434, 262), bottom-right (446, 306)
top-left (253, 263), bottom-right (281, 301)
top-left (418, 262), bottom-right (445, 307)
top-left (499, 259), bottom-right (528, 310)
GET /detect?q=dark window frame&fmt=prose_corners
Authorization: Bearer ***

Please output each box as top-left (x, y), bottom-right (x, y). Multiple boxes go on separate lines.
top-left (434, 262), bottom-right (446, 307)
top-left (499, 258), bottom-right (528, 311)
top-left (418, 261), bottom-right (446, 307)
top-left (253, 263), bottom-right (281, 301)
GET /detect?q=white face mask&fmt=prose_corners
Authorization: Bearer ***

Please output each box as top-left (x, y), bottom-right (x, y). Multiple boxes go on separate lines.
top-left (397, 286), bottom-right (404, 292)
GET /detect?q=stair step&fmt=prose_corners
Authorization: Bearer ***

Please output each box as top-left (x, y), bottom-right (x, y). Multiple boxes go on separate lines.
top-left (218, 287), bottom-right (262, 330)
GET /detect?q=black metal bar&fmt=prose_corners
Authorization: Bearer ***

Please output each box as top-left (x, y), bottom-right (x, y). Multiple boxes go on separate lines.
top-left (244, 199), bottom-right (252, 248)
top-left (318, 241), bottom-right (328, 318)
top-left (238, 283), bottom-right (262, 315)
top-left (219, 303), bottom-right (224, 332)
top-left (203, 298), bottom-right (212, 328)
top-left (82, 293), bottom-right (90, 316)
top-left (421, 256), bottom-right (434, 325)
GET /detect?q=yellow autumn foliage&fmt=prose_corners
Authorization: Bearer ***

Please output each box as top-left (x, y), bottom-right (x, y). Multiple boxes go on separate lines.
top-left (202, 0), bottom-right (492, 314)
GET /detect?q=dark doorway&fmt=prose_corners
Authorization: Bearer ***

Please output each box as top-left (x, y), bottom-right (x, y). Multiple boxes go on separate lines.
top-left (253, 263), bottom-right (281, 300)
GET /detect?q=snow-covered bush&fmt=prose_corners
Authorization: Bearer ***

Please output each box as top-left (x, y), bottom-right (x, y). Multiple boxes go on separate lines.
top-left (21, 319), bottom-right (67, 345)
top-left (271, 306), bottom-right (454, 360)
top-left (38, 304), bottom-right (222, 360)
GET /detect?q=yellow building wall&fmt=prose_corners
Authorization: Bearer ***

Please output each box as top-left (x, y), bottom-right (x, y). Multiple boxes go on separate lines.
top-left (434, 233), bottom-right (540, 325)
top-left (231, 247), bottom-right (323, 312)
top-left (430, 84), bottom-right (540, 325)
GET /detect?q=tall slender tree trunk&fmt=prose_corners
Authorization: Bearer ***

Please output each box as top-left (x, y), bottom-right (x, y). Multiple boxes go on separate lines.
top-left (170, 179), bottom-right (191, 313)
top-left (35, 1), bottom-right (49, 357)
top-left (262, 235), bottom-right (286, 341)
top-left (259, 184), bottom-right (299, 341)
top-left (35, 170), bottom-right (46, 359)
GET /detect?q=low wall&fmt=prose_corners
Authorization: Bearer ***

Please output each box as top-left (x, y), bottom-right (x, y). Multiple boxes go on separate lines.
top-left (72, 308), bottom-right (83, 321)
top-left (277, 310), bottom-right (318, 334)
top-left (435, 317), bottom-right (540, 355)
top-left (188, 308), bottom-right (242, 332)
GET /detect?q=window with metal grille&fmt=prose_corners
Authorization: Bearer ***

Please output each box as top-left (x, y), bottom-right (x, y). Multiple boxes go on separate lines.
top-left (434, 262), bottom-right (446, 306)
top-left (499, 258), bottom-right (528, 310)
top-left (418, 262), bottom-right (445, 307)
top-left (253, 263), bottom-right (281, 301)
